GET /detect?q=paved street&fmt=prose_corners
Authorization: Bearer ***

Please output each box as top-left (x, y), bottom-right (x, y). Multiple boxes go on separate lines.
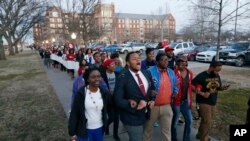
top-left (44, 61), bottom-right (216, 141)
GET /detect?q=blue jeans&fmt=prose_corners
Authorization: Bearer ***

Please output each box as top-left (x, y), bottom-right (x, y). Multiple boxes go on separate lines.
top-left (171, 100), bottom-right (192, 141)
top-left (77, 127), bottom-right (103, 141)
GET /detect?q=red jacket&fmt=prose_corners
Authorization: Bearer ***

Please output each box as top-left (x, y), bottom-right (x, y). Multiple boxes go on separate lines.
top-left (173, 67), bottom-right (193, 108)
top-left (67, 53), bottom-right (76, 61)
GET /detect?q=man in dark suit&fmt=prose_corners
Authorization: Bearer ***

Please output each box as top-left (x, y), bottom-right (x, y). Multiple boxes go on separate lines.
top-left (114, 52), bottom-right (156, 141)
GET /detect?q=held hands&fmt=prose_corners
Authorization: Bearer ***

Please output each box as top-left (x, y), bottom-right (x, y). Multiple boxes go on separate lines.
top-left (137, 100), bottom-right (147, 110)
top-left (129, 99), bottom-right (137, 108)
top-left (147, 101), bottom-right (155, 109)
top-left (70, 135), bottom-right (77, 141)
top-left (172, 93), bottom-right (178, 98)
top-left (129, 99), bottom-right (150, 110)
top-left (200, 92), bottom-right (210, 98)
top-left (221, 84), bottom-right (230, 90)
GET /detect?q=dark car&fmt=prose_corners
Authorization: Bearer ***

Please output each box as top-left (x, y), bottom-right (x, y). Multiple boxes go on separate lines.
top-left (177, 47), bottom-right (208, 61)
top-left (219, 42), bottom-right (250, 67)
top-left (100, 44), bottom-right (122, 53)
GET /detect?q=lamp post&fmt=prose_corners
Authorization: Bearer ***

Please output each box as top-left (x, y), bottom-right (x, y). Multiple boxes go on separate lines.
top-left (52, 38), bottom-right (55, 47)
top-left (71, 32), bottom-right (77, 49)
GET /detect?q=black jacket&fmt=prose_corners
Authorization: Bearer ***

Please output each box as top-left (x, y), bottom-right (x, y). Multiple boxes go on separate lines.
top-left (68, 86), bottom-right (108, 138)
top-left (113, 68), bottom-right (156, 126)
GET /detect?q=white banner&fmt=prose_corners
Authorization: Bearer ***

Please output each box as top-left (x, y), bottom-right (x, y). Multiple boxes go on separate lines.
top-left (50, 54), bottom-right (79, 70)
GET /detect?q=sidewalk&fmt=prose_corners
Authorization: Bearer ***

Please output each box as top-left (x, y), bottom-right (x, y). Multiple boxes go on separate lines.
top-left (44, 65), bottom-right (217, 141)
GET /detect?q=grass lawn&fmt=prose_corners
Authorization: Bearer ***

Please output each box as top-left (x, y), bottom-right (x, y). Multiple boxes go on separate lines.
top-left (210, 88), bottom-right (249, 140)
top-left (0, 51), bottom-right (68, 141)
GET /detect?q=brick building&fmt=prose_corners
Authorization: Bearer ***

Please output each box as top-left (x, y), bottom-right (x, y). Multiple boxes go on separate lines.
top-left (33, 3), bottom-right (175, 45)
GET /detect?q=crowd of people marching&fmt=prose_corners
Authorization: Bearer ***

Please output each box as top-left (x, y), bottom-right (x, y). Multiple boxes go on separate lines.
top-left (38, 43), bottom-right (232, 141)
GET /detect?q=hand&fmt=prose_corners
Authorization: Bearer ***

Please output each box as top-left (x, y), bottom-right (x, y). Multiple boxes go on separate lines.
top-left (129, 99), bottom-right (137, 108)
top-left (147, 101), bottom-right (155, 109)
top-left (172, 93), bottom-right (178, 98)
top-left (137, 100), bottom-right (147, 110)
top-left (222, 84), bottom-right (230, 90)
top-left (201, 92), bottom-right (210, 98)
top-left (70, 135), bottom-right (77, 141)
top-left (150, 90), bottom-right (157, 97)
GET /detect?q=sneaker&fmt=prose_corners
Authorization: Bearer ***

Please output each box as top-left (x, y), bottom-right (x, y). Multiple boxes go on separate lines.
top-left (196, 134), bottom-right (200, 139)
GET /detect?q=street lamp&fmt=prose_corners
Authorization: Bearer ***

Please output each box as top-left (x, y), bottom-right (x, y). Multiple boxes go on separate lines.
top-left (71, 32), bottom-right (76, 40)
top-left (52, 38), bottom-right (55, 42)
top-left (71, 32), bottom-right (77, 49)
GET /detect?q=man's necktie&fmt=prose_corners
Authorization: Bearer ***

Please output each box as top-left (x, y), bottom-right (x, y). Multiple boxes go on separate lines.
top-left (135, 73), bottom-right (146, 96)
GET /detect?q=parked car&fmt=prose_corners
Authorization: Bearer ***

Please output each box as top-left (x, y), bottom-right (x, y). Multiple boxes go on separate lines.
top-left (196, 47), bottom-right (219, 62)
top-left (145, 42), bottom-right (158, 49)
top-left (219, 42), bottom-right (250, 67)
top-left (100, 44), bottom-right (122, 53)
top-left (92, 44), bottom-right (106, 51)
top-left (120, 42), bottom-right (146, 54)
top-left (159, 42), bottom-right (196, 55)
top-left (177, 47), bottom-right (208, 61)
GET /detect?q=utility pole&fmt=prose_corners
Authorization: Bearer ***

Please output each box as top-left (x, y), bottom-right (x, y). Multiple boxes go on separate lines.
top-left (234, 0), bottom-right (239, 41)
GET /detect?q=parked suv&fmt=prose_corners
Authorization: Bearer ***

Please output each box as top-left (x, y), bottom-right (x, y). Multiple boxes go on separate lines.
top-left (120, 42), bottom-right (146, 54)
top-left (159, 42), bottom-right (196, 55)
top-left (219, 42), bottom-right (250, 67)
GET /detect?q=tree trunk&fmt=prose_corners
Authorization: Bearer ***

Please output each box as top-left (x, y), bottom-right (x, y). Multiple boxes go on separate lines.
top-left (14, 45), bottom-right (19, 54)
top-left (6, 38), bottom-right (15, 55)
top-left (0, 41), bottom-right (7, 60)
top-left (216, 0), bottom-right (223, 61)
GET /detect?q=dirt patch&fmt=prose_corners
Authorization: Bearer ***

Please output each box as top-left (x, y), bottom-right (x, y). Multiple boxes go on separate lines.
top-left (0, 51), bottom-right (68, 141)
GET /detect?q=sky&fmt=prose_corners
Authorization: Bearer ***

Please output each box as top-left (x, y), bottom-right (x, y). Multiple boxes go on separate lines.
top-left (103, 0), bottom-right (250, 33)
top-left (104, 0), bottom-right (192, 32)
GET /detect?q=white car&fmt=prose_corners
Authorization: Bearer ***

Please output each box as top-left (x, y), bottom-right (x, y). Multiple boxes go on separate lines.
top-left (120, 42), bottom-right (146, 54)
top-left (159, 42), bottom-right (195, 55)
top-left (196, 47), bottom-right (219, 62)
top-left (196, 46), bottom-right (227, 62)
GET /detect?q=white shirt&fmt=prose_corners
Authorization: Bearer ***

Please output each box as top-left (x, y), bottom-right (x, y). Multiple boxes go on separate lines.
top-left (129, 69), bottom-right (149, 93)
top-left (84, 55), bottom-right (95, 64)
top-left (84, 88), bottom-right (103, 129)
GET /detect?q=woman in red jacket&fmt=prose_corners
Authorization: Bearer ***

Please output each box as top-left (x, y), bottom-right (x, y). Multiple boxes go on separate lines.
top-left (172, 55), bottom-right (193, 141)
top-left (67, 49), bottom-right (76, 79)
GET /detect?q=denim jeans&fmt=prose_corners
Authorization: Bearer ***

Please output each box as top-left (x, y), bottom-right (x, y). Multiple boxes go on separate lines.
top-left (171, 100), bottom-right (192, 141)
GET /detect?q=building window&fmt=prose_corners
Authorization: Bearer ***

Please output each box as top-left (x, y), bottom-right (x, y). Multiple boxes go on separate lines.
top-left (52, 12), bottom-right (58, 17)
top-left (58, 24), bottom-right (63, 28)
top-left (57, 18), bottom-right (62, 22)
top-left (50, 24), bottom-right (55, 28)
top-left (50, 18), bottom-right (55, 22)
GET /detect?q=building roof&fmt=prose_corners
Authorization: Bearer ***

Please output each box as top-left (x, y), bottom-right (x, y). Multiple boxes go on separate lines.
top-left (115, 13), bottom-right (171, 20)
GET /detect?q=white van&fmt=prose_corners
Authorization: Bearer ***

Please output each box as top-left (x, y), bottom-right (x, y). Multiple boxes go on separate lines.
top-left (120, 42), bottom-right (146, 54)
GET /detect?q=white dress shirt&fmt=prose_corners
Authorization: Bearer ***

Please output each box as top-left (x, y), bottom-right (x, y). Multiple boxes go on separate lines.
top-left (129, 69), bottom-right (149, 93)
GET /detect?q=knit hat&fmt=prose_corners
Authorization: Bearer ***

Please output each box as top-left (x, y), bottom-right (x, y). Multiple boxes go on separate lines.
top-left (102, 59), bottom-right (115, 69)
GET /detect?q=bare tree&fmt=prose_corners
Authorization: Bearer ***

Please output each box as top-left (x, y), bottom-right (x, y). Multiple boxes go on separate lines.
top-left (0, 0), bottom-right (47, 57)
top-left (52, 0), bottom-right (102, 46)
top-left (191, 0), bottom-right (250, 60)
